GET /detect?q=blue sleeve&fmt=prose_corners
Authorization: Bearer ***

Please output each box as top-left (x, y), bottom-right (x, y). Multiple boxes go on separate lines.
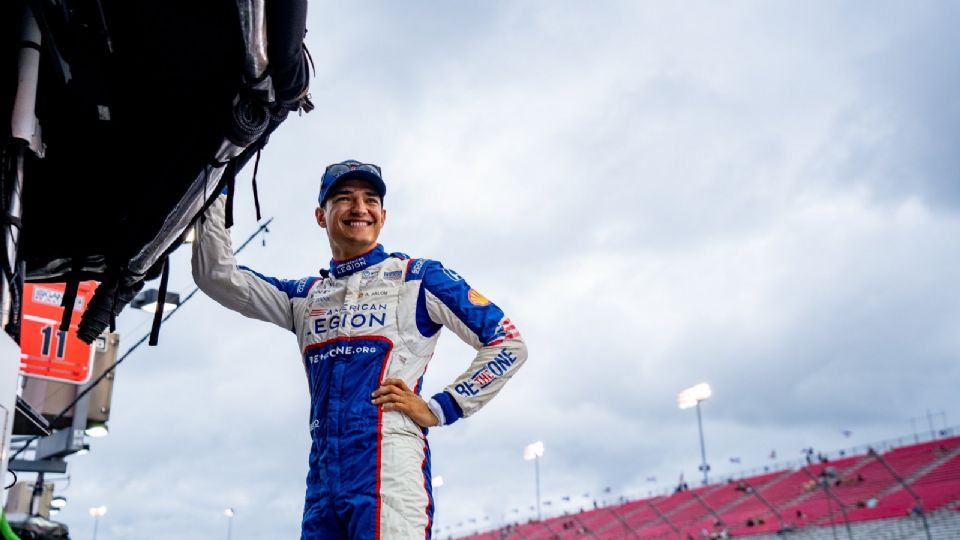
top-left (238, 266), bottom-right (317, 299)
top-left (417, 260), bottom-right (506, 345)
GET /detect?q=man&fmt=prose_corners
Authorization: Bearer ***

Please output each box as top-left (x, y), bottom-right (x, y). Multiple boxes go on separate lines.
top-left (192, 159), bottom-right (528, 539)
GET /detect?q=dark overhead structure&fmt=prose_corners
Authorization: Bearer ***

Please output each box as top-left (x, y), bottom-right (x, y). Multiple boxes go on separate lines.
top-left (2, 0), bottom-right (311, 343)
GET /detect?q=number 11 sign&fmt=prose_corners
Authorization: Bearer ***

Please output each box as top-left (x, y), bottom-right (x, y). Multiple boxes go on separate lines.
top-left (20, 282), bottom-right (98, 384)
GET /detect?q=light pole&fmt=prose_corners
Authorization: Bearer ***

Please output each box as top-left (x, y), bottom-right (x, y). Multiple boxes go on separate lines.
top-left (677, 383), bottom-right (712, 485)
top-left (224, 508), bottom-right (235, 540)
top-left (89, 505), bottom-right (107, 540)
top-left (523, 441), bottom-right (545, 521)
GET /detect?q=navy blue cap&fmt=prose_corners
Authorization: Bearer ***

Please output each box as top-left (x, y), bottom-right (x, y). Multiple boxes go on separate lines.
top-left (318, 160), bottom-right (386, 205)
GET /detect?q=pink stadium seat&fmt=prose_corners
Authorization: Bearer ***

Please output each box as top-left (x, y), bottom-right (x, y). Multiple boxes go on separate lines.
top-left (451, 435), bottom-right (960, 539)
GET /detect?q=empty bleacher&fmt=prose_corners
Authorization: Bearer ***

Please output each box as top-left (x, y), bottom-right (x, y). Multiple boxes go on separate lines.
top-left (450, 434), bottom-right (960, 540)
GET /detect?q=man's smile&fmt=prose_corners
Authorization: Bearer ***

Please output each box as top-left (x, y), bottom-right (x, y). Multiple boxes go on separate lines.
top-left (344, 219), bottom-right (373, 228)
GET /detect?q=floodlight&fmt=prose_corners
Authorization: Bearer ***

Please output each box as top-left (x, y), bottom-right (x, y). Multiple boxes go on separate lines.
top-left (85, 423), bottom-right (109, 438)
top-left (523, 441), bottom-right (545, 461)
top-left (131, 289), bottom-right (181, 313)
top-left (89, 506), bottom-right (107, 517)
top-left (677, 383), bottom-right (712, 410)
top-left (50, 496), bottom-right (67, 509)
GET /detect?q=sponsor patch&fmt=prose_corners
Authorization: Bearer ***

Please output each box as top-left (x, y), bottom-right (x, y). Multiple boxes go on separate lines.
top-left (487, 318), bottom-right (520, 346)
top-left (359, 269), bottom-right (381, 289)
top-left (312, 303), bottom-right (389, 334)
top-left (442, 267), bottom-right (463, 282)
top-left (311, 283), bottom-right (334, 303)
top-left (32, 287), bottom-right (84, 310)
top-left (335, 257), bottom-right (367, 274)
top-left (295, 277), bottom-right (311, 294)
top-left (471, 367), bottom-right (497, 388)
top-left (468, 289), bottom-right (490, 306)
top-left (383, 270), bottom-right (402, 280)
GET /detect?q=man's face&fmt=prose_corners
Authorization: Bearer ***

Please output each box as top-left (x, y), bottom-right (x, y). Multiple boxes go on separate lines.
top-left (315, 178), bottom-right (386, 259)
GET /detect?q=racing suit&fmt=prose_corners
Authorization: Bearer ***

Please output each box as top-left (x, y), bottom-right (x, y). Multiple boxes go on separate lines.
top-left (192, 197), bottom-right (528, 539)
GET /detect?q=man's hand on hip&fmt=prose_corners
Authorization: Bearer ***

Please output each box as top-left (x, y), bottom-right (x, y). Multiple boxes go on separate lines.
top-left (372, 378), bottom-right (440, 428)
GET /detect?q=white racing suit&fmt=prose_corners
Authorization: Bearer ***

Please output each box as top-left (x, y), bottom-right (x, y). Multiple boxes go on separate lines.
top-left (192, 197), bottom-right (528, 539)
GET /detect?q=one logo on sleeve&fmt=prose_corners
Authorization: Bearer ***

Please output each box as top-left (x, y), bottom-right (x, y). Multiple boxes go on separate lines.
top-left (467, 289), bottom-right (490, 306)
top-left (458, 349), bottom-right (519, 396)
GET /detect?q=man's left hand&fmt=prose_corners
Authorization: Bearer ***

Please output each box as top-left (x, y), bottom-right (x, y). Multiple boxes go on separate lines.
top-left (372, 378), bottom-right (440, 428)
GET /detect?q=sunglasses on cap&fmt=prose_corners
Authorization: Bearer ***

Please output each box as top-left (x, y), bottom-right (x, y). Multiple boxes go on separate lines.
top-left (323, 161), bottom-right (382, 179)
top-left (319, 160), bottom-right (386, 205)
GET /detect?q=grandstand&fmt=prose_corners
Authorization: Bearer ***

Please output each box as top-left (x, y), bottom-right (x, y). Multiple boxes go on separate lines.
top-left (450, 433), bottom-right (960, 540)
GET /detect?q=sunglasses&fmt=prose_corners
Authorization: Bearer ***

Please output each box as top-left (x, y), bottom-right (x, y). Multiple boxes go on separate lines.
top-left (323, 161), bottom-right (382, 182)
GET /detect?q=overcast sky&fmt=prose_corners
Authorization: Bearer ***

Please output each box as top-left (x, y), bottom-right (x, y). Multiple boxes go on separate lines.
top-left (46, 2), bottom-right (960, 538)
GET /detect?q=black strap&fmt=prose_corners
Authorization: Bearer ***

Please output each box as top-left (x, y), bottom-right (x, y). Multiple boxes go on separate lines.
top-left (0, 214), bottom-right (23, 277)
top-left (252, 148), bottom-right (263, 221)
top-left (93, 0), bottom-right (113, 53)
top-left (59, 279), bottom-right (79, 332)
top-left (224, 161), bottom-right (237, 229)
top-left (109, 285), bottom-right (118, 333)
top-left (199, 166), bottom-right (212, 225)
top-left (0, 215), bottom-right (19, 278)
top-left (18, 41), bottom-right (41, 52)
top-left (2, 213), bottom-right (22, 229)
top-left (303, 43), bottom-right (316, 77)
top-left (148, 257), bottom-right (170, 346)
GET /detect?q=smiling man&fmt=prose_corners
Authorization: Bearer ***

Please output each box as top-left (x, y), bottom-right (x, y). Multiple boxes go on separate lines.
top-left (192, 159), bottom-right (528, 539)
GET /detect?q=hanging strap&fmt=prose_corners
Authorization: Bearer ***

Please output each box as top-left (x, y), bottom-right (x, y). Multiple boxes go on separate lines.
top-left (200, 167), bottom-right (211, 225)
top-left (109, 284), bottom-right (118, 333)
top-left (0, 214), bottom-right (21, 279)
top-left (252, 148), bottom-right (263, 221)
top-left (223, 161), bottom-right (237, 229)
top-left (1, 213), bottom-right (22, 229)
top-left (148, 257), bottom-right (170, 346)
top-left (59, 278), bottom-right (79, 332)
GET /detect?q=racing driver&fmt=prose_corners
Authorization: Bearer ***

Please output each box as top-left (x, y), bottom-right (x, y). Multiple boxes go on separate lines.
top-left (192, 159), bottom-right (528, 539)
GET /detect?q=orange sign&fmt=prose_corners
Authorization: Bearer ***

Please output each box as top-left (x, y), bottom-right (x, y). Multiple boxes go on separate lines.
top-left (19, 281), bottom-right (98, 384)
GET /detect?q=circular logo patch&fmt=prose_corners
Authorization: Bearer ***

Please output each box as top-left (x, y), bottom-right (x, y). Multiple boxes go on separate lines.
top-left (468, 289), bottom-right (490, 306)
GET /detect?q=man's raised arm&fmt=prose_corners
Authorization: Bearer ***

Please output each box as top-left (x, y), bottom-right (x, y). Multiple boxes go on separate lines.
top-left (191, 196), bottom-right (301, 331)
